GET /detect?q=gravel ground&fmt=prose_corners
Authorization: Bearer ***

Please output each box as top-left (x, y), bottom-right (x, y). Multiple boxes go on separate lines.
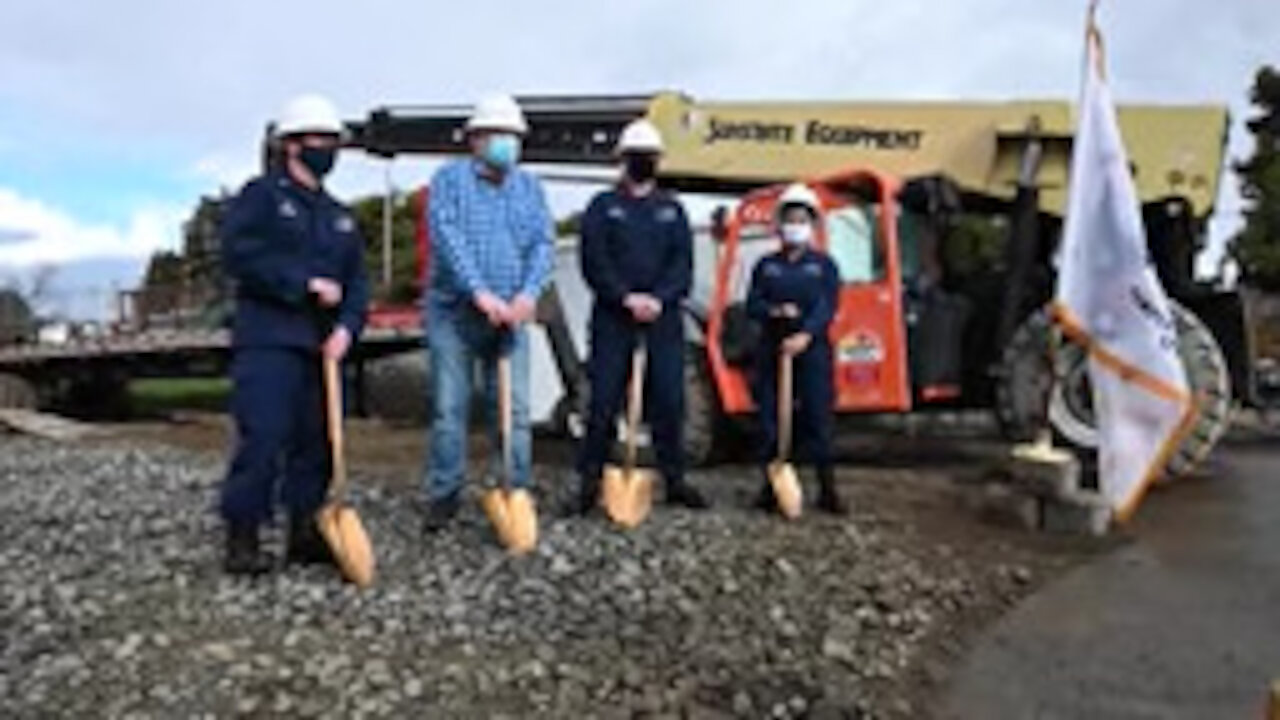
top-left (0, 431), bottom-right (1103, 719)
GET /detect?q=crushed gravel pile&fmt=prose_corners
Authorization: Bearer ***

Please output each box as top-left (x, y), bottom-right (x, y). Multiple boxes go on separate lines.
top-left (0, 436), bottom-right (1058, 719)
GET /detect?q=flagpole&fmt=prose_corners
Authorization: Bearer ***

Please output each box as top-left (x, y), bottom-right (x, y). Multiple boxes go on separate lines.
top-left (1039, 1), bottom-right (1103, 455)
top-left (1087, 0), bottom-right (1106, 80)
top-left (1038, 0), bottom-right (1104, 455)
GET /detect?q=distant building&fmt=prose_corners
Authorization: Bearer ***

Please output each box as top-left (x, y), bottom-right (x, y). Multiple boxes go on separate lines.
top-left (130, 194), bottom-right (232, 332)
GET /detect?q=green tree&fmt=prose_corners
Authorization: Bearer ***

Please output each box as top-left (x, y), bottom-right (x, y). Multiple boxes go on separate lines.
top-left (351, 192), bottom-right (581, 303)
top-left (941, 214), bottom-right (1007, 277)
top-left (556, 212), bottom-right (582, 239)
top-left (350, 192), bottom-right (421, 304)
top-left (181, 195), bottom-right (227, 285)
top-left (1231, 65), bottom-right (1280, 289)
top-left (143, 250), bottom-right (184, 289)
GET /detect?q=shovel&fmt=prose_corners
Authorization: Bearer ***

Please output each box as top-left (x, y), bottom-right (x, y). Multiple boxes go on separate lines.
top-left (316, 356), bottom-right (376, 588)
top-left (768, 349), bottom-right (804, 519)
top-left (480, 354), bottom-right (538, 554)
top-left (601, 340), bottom-right (656, 528)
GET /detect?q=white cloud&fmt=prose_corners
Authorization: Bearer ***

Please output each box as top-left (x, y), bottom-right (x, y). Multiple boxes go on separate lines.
top-left (0, 0), bottom-right (1277, 274)
top-left (188, 152), bottom-right (259, 192)
top-left (0, 187), bottom-right (183, 267)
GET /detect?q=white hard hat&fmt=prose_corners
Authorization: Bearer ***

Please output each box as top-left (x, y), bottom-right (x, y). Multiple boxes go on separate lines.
top-left (275, 94), bottom-right (345, 137)
top-left (616, 119), bottom-right (664, 154)
top-left (775, 183), bottom-right (822, 222)
top-left (466, 94), bottom-right (528, 135)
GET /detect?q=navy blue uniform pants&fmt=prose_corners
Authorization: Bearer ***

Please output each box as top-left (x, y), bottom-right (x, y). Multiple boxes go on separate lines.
top-left (221, 348), bottom-right (332, 527)
top-left (754, 340), bottom-right (834, 469)
top-left (578, 309), bottom-right (685, 487)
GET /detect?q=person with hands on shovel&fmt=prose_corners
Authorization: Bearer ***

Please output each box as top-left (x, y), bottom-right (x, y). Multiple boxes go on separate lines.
top-left (575, 119), bottom-right (710, 518)
top-left (746, 183), bottom-right (847, 516)
top-left (218, 94), bottom-right (370, 575)
top-left (422, 94), bottom-right (554, 535)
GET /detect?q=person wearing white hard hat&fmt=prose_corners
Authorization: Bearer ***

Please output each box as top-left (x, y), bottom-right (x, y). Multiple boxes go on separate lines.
top-left (218, 93), bottom-right (370, 574)
top-left (574, 118), bottom-right (710, 515)
top-left (422, 94), bottom-right (554, 533)
top-left (745, 183), bottom-right (846, 515)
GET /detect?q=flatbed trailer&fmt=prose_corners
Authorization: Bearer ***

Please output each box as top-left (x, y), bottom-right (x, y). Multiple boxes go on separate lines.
top-left (0, 326), bottom-right (424, 416)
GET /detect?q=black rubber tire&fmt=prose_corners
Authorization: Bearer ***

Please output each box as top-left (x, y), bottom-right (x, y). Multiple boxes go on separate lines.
top-left (683, 344), bottom-right (720, 467)
top-left (0, 373), bottom-right (37, 410)
top-left (566, 344), bottom-right (721, 467)
top-left (362, 351), bottom-right (429, 425)
top-left (61, 370), bottom-right (130, 419)
top-left (995, 301), bottom-right (1233, 479)
top-left (994, 307), bottom-right (1059, 444)
top-left (1163, 304), bottom-right (1233, 476)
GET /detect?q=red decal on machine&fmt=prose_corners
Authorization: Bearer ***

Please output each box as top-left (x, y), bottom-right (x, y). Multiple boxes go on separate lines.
top-left (837, 331), bottom-right (884, 386)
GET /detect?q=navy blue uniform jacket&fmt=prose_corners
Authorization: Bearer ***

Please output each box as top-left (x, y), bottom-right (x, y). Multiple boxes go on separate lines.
top-left (745, 247), bottom-right (840, 343)
top-left (220, 171), bottom-right (369, 349)
top-left (579, 188), bottom-right (692, 318)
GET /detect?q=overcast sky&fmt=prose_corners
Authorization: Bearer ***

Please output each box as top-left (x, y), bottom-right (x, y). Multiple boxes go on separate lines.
top-left (0, 0), bottom-right (1276, 298)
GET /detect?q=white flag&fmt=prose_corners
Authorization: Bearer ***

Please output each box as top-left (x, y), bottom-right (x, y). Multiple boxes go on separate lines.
top-left (1053, 25), bottom-right (1194, 523)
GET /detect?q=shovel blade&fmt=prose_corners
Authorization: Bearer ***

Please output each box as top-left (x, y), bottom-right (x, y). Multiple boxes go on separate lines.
top-left (317, 503), bottom-right (376, 588)
top-left (601, 466), bottom-right (629, 523)
top-left (621, 470), bottom-right (654, 528)
top-left (506, 489), bottom-right (538, 553)
top-left (768, 461), bottom-right (804, 519)
top-left (481, 489), bottom-right (514, 545)
top-left (482, 489), bottom-right (539, 554)
top-left (601, 467), bottom-right (655, 528)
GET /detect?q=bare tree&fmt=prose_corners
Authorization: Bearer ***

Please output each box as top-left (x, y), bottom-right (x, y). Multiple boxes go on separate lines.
top-left (24, 264), bottom-right (57, 312)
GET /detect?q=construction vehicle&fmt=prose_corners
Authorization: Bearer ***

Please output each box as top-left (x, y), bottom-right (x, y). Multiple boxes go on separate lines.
top-left (340, 92), bottom-right (1245, 474)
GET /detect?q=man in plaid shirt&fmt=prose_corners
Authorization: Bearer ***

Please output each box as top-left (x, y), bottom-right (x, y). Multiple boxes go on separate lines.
top-left (422, 94), bottom-right (554, 533)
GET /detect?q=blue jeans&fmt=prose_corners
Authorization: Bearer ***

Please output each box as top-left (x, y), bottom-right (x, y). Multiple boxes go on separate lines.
top-left (425, 303), bottom-right (532, 502)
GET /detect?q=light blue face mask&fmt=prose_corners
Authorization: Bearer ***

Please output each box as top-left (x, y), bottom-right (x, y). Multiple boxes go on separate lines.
top-left (781, 222), bottom-right (815, 247)
top-left (483, 134), bottom-right (521, 169)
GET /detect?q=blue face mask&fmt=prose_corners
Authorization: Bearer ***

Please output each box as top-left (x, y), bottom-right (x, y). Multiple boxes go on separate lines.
top-left (483, 134), bottom-right (521, 169)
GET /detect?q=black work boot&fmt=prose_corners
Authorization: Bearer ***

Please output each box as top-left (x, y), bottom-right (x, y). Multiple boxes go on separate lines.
top-left (287, 514), bottom-right (335, 566)
top-left (753, 469), bottom-right (781, 514)
top-left (224, 523), bottom-right (274, 576)
top-left (422, 493), bottom-right (462, 535)
top-left (574, 478), bottom-right (602, 517)
top-left (666, 480), bottom-right (710, 510)
top-left (816, 466), bottom-right (849, 516)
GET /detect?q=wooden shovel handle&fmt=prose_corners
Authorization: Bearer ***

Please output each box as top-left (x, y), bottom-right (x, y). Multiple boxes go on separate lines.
top-left (498, 354), bottom-right (513, 490)
top-left (323, 356), bottom-right (347, 500)
top-left (777, 349), bottom-right (793, 461)
top-left (624, 341), bottom-right (647, 470)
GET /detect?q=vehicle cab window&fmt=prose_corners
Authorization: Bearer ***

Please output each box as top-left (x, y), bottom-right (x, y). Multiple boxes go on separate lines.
top-left (826, 204), bottom-right (882, 284)
top-left (825, 204), bottom-right (927, 285)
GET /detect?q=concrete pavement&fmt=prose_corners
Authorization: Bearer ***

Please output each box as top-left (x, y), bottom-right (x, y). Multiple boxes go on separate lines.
top-left (940, 441), bottom-right (1280, 719)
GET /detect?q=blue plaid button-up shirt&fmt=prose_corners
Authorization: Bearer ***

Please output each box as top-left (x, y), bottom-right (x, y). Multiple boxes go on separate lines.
top-left (427, 158), bottom-right (555, 310)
